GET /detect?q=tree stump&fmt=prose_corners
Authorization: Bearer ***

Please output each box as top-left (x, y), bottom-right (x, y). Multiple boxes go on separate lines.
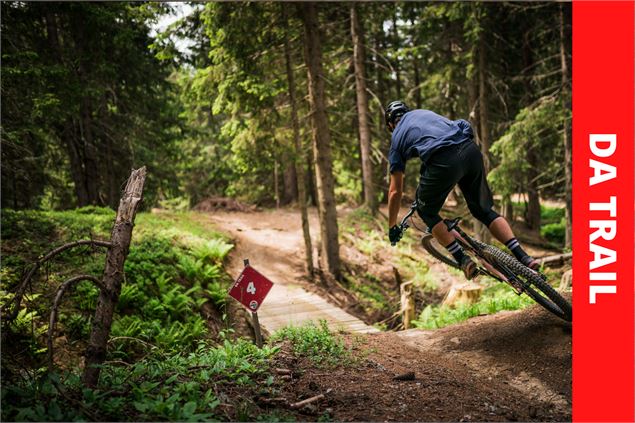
top-left (82, 167), bottom-right (146, 387)
top-left (560, 269), bottom-right (573, 292)
top-left (442, 282), bottom-right (483, 307)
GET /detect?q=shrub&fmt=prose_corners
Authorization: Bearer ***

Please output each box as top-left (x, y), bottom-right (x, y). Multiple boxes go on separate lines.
top-left (541, 220), bottom-right (565, 245)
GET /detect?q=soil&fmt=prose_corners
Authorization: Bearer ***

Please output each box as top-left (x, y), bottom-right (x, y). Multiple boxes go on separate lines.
top-left (195, 206), bottom-right (572, 421)
top-left (269, 304), bottom-right (571, 421)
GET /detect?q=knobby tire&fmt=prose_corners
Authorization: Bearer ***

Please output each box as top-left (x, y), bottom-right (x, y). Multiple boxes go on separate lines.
top-left (481, 244), bottom-right (572, 322)
top-left (421, 233), bottom-right (572, 322)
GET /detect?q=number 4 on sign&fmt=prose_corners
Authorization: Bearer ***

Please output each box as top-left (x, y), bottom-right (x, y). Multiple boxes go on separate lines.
top-left (227, 262), bottom-right (274, 313)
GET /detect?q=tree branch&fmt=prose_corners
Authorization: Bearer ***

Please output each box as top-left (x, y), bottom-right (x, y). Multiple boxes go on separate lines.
top-left (47, 274), bottom-right (104, 372)
top-left (2, 240), bottom-right (112, 322)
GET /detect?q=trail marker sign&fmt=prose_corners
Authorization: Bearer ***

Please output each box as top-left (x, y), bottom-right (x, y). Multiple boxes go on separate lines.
top-left (228, 264), bottom-right (273, 312)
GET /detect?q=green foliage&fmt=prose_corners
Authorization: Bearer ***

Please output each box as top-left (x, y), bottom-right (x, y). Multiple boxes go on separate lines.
top-left (1, 2), bottom-right (181, 209)
top-left (489, 98), bottom-right (566, 199)
top-left (1, 339), bottom-right (279, 421)
top-left (1, 209), bottom-right (234, 368)
top-left (541, 220), bottom-right (566, 245)
top-left (541, 205), bottom-right (565, 224)
top-left (413, 281), bottom-right (534, 329)
top-left (271, 320), bottom-right (349, 366)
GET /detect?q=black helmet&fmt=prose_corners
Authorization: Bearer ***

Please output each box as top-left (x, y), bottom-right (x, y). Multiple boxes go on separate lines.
top-left (385, 100), bottom-right (410, 131)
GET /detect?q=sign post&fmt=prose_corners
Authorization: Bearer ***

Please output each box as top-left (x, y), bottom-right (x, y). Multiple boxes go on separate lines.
top-left (244, 259), bottom-right (262, 348)
top-left (228, 258), bottom-right (274, 348)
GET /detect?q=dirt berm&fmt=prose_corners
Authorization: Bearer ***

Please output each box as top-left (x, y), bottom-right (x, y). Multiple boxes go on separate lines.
top-left (272, 302), bottom-right (571, 422)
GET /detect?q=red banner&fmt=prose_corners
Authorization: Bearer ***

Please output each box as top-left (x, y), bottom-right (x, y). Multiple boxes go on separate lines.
top-left (573, 1), bottom-right (635, 421)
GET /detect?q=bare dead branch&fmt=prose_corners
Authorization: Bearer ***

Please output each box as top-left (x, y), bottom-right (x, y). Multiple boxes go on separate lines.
top-left (2, 240), bottom-right (112, 322)
top-left (47, 275), bottom-right (104, 372)
top-left (289, 389), bottom-right (331, 409)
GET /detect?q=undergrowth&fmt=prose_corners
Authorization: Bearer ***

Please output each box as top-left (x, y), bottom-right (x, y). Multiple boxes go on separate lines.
top-left (339, 207), bottom-right (434, 321)
top-left (0, 208), bottom-right (241, 421)
top-left (412, 280), bottom-right (535, 329)
top-left (271, 320), bottom-right (350, 366)
top-left (1, 336), bottom-right (279, 421)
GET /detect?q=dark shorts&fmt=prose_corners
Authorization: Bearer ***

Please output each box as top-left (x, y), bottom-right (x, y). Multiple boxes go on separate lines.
top-left (416, 141), bottom-right (500, 228)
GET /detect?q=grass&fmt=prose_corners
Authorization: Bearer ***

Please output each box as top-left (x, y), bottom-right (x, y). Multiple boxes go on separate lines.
top-left (270, 320), bottom-right (350, 366)
top-left (412, 279), bottom-right (535, 329)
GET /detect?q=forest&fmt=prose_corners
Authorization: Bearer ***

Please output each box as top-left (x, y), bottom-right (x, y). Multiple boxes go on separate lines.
top-left (1, 2), bottom-right (572, 422)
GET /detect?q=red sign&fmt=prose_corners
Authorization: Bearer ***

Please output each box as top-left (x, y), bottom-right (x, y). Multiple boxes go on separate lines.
top-left (228, 265), bottom-right (274, 312)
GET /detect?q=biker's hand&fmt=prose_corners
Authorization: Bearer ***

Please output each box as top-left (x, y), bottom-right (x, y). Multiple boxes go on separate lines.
top-left (389, 225), bottom-right (403, 245)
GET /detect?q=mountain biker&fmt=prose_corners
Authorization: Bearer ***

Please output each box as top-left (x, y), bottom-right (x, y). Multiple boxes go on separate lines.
top-left (385, 100), bottom-right (539, 279)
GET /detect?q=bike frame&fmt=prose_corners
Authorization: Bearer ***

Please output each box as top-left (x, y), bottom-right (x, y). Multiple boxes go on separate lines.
top-left (398, 203), bottom-right (526, 294)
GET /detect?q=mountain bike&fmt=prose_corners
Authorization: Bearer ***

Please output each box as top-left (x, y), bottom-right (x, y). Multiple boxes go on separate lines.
top-left (394, 202), bottom-right (572, 322)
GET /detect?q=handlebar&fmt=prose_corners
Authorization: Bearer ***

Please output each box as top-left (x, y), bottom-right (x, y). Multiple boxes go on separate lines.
top-left (390, 202), bottom-right (418, 246)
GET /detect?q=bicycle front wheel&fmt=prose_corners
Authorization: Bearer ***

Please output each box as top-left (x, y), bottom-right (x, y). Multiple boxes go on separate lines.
top-left (421, 234), bottom-right (460, 269)
top-left (482, 244), bottom-right (572, 322)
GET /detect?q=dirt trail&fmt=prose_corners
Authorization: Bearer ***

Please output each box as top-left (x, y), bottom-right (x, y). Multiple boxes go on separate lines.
top-left (196, 207), bottom-right (571, 420)
top-left (196, 208), bottom-right (378, 334)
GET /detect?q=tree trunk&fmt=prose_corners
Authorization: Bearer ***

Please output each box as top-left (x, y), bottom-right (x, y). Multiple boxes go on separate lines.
top-left (350, 3), bottom-right (377, 215)
top-left (63, 119), bottom-right (90, 207)
top-left (477, 31), bottom-right (490, 172)
top-left (374, 30), bottom-right (390, 205)
top-left (525, 169), bottom-right (542, 231)
top-left (80, 97), bottom-right (101, 205)
top-left (476, 28), bottom-right (491, 242)
top-left (83, 167), bottom-right (146, 387)
top-left (412, 58), bottom-right (421, 109)
top-left (282, 161), bottom-right (298, 205)
top-left (284, 25), bottom-right (314, 276)
top-left (300, 3), bottom-right (341, 279)
top-left (392, 13), bottom-right (402, 99)
top-left (522, 30), bottom-right (541, 232)
top-left (410, 17), bottom-right (422, 108)
top-left (560, 4), bottom-right (572, 249)
top-left (44, 15), bottom-right (91, 208)
top-left (274, 159), bottom-right (280, 209)
top-left (503, 194), bottom-right (514, 222)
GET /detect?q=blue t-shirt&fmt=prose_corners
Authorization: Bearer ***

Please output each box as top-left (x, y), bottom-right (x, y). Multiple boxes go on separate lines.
top-left (388, 109), bottom-right (474, 174)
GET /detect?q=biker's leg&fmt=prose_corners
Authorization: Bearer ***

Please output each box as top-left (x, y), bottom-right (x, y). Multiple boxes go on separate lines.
top-left (458, 143), bottom-right (539, 269)
top-left (417, 148), bottom-right (477, 278)
top-left (489, 218), bottom-right (539, 269)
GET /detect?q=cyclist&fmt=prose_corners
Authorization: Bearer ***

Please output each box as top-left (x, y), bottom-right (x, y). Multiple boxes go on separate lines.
top-left (385, 100), bottom-right (539, 279)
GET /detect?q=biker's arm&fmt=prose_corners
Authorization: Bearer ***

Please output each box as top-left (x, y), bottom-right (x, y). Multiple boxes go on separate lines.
top-left (388, 171), bottom-right (404, 227)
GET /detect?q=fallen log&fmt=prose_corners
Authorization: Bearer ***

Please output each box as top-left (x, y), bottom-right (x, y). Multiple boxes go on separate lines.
top-left (537, 252), bottom-right (572, 268)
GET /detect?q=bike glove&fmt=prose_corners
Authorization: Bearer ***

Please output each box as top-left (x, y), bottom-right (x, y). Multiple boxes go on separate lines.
top-left (389, 225), bottom-right (403, 244)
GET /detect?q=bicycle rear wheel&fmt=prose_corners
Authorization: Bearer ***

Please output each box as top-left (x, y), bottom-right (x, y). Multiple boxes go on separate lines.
top-left (481, 244), bottom-right (572, 322)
